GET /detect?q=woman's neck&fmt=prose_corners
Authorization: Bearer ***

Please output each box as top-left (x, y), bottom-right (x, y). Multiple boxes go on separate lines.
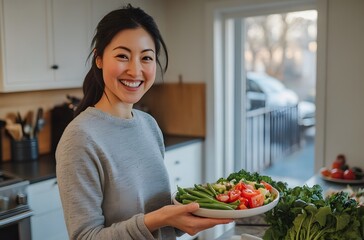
top-left (94, 97), bottom-right (133, 119)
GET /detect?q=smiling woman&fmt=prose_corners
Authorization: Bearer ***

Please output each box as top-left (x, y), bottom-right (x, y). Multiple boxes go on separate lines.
top-left (55, 4), bottom-right (233, 240)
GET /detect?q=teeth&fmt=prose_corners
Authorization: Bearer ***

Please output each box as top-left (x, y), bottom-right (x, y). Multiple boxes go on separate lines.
top-left (120, 80), bottom-right (141, 88)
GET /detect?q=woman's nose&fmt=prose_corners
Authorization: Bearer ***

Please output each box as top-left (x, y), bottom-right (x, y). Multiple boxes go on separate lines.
top-left (126, 60), bottom-right (142, 77)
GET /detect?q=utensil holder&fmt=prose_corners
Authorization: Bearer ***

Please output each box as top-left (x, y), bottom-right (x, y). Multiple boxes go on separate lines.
top-left (11, 138), bottom-right (39, 162)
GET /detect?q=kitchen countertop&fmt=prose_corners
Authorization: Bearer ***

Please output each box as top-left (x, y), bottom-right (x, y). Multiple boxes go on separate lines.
top-left (214, 172), bottom-right (364, 240)
top-left (0, 135), bottom-right (203, 184)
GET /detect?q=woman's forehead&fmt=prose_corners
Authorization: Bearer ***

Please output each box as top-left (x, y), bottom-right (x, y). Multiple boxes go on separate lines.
top-left (108, 28), bottom-right (155, 51)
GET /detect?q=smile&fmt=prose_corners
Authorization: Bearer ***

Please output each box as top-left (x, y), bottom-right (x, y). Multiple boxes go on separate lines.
top-left (119, 80), bottom-right (143, 88)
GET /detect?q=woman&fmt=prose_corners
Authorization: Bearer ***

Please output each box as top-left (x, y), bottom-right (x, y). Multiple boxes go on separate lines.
top-left (56, 4), bottom-right (232, 240)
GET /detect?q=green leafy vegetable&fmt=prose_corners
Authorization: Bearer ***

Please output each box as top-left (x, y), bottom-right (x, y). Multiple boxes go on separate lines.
top-left (263, 185), bottom-right (364, 240)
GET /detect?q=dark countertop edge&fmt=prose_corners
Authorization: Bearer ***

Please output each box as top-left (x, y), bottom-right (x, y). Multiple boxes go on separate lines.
top-left (164, 135), bottom-right (204, 151)
top-left (0, 154), bottom-right (57, 184)
top-left (1, 135), bottom-right (204, 184)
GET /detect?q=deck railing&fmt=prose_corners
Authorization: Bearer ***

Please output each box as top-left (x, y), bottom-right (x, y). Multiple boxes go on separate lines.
top-left (245, 105), bottom-right (301, 172)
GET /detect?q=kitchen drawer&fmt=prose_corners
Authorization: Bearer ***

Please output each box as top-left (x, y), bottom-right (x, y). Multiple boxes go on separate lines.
top-left (28, 178), bottom-right (62, 215)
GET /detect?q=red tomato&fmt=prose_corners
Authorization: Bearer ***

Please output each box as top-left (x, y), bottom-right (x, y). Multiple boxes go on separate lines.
top-left (234, 182), bottom-right (254, 191)
top-left (228, 190), bottom-right (241, 202)
top-left (331, 168), bottom-right (344, 179)
top-left (261, 181), bottom-right (272, 191)
top-left (249, 193), bottom-right (264, 208)
top-left (332, 160), bottom-right (343, 169)
top-left (238, 197), bottom-right (249, 209)
top-left (241, 189), bottom-right (259, 199)
top-left (320, 167), bottom-right (331, 177)
top-left (343, 169), bottom-right (356, 180)
top-left (216, 193), bottom-right (229, 203)
top-left (238, 202), bottom-right (248, 210)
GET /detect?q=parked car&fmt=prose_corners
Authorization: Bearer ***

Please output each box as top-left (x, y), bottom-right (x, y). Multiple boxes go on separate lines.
top-left (246, 71), bottom-right (315, 127)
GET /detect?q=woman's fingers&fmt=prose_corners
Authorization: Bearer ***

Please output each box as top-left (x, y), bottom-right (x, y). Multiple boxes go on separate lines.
top-left (184, 202), bottom-right (200, 212)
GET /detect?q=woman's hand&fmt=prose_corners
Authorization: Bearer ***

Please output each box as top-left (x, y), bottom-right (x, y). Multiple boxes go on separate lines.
top-left (144, 203), bottom-right (233, 236)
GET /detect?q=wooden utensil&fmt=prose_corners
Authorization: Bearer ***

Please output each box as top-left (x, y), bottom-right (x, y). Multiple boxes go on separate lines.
top-left (5, 123), bottom-right (23, 141)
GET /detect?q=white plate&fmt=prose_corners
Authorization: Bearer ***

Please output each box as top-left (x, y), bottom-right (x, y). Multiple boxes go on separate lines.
top-left (172, 187), bottom-right (279, 219)
top-left (320, 174), bottom-right (364, 184)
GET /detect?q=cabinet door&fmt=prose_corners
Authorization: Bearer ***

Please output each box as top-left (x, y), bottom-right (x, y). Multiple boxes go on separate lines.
top-left (0, 0), bottom-right (53, 92)
top-left (28, 178), bottom-right (68, 240)
top-left (165, 142), bottom-right (202, 193)
top-left (0, 0), bottom-right (92, 92)
top-left (52, 0), bottom-right (92, 88)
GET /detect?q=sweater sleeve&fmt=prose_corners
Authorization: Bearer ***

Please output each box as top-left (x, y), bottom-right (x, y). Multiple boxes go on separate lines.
top-left (56, 126), bottom-right (156, 240)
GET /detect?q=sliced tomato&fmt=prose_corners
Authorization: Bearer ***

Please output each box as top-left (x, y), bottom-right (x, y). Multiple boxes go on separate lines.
top-left (228, 190), bottom-right (241, 203)
top-left (249, 193), bottom-right (264, 208)
top-left (234, 182), bottom-right (254, 191)
top-left (228, 189), bottom-right (241, 202)
top-left (238, 202), bottom-right (248, 210)
top-left (216, 193), bottom-right (229, 203)
top-left (241, 189), bottom-right (259, 199)
top-left (260, 181), bottom-right (272, 191)
top-left (238, 197), bottom-right (249, 208)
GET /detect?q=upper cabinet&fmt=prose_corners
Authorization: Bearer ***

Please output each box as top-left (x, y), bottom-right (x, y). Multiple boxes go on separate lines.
top-left (0, 0), bottom-right (92, 92)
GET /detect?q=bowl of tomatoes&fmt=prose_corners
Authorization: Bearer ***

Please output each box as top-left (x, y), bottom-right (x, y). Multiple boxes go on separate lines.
top-left (320, 154), bottom-right (364, 184)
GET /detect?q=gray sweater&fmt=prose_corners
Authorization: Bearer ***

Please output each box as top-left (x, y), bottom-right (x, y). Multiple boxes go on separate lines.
top-left (56, 107), bottom-right (177, 240)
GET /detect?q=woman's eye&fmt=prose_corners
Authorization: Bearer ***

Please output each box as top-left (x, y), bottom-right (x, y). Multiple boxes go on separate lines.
top-left (142, 56), bottom-right (154, 61)
top-left (116, 54), bottom-right (128, 60)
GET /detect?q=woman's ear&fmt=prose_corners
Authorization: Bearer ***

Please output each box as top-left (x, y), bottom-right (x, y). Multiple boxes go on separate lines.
top-left (94, 49), bottom-right (102, 69)
top-left (96, 56), bottom-right (102, 69)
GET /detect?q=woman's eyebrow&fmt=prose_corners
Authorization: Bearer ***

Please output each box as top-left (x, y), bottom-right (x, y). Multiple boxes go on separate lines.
top-left (113, 46), bottom-right (155, 53)
top-left (142, 48), bottom-right (155, 54)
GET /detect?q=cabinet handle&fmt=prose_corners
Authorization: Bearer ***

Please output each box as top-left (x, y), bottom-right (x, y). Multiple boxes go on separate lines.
top-left (51, 64), bottom-right (59, 70)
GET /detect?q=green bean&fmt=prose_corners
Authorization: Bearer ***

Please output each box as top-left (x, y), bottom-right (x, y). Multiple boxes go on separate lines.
top-left (179, 193), bottom-right (200, 201)
top-left (177, 186), bottom-right (187, 195)
top-left (207, 183), bottom-right (218, 196)
top-left (182, 199), bottom-right (194, 204)
top-left (196, 198), bottom-right (238, 209)
top-left (182, 199), bottom-right (235, 210)
top-left (184, 188), bottom-right (215, 199)
top-left (194, 184), bottom-right (214, 196)
top-left (198, 202), bottom-right (235, 210)
top-left (195, 198), bottom-right (238, 209)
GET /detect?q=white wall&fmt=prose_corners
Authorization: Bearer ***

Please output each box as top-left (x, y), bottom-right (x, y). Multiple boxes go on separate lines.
top-left (91, 0), bottom-right (167, 40)
top-left (164, 0), bottom-right (206, 83)
top-left (324, 0), bottom-right (364, 167)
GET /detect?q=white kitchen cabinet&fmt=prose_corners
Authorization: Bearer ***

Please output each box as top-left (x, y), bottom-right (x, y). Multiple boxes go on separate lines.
top-left (28, 178), bottom-right (68, 240)
top-left (165, 141), bottom-right (203, 240)
top-left (0, 0), bottom-right (92, 92)
top-left (165, 141), bottom-right (203, 193)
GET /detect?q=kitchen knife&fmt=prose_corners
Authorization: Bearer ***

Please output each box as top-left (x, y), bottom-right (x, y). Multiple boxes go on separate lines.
top-left (33, 108), bottom-right (45, 137)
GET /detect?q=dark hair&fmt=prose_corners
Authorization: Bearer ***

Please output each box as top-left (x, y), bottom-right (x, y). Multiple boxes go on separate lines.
top-left (75, 4), bottom-right (168, 116)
